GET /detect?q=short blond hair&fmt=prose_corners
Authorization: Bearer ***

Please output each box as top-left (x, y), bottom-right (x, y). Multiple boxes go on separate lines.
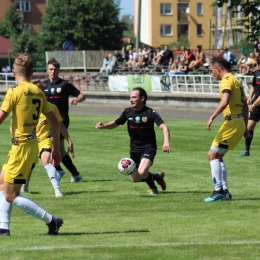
top-left (31, 80), bottom-right (45, 91)
top-left (13, 53), bottom-right (33, 78)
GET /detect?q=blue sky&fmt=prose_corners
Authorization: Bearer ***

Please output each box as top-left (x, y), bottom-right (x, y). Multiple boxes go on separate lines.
top-left (119, 0), bottom-right (134, 18)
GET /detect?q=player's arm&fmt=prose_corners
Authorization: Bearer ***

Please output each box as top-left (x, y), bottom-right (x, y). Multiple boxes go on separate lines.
top-left (45, 111), bottom-right (61, 165)
top-left (95, 120), bottom-right (119, 129)
top-left (247, 84), bottom-right (256, 104)
top-left (159, 123), bottom-right (170, 153)
top-left (0, 110), bottom-right (10, 125)
top-left (70, 93), bottom-right (85, 105)
top-left (207, 91), bottom-right (230, 131)
top-left (60, 121), bottom-right (75, 158)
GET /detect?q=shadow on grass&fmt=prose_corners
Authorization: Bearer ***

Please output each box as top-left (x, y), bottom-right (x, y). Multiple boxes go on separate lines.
top-left (64, 190), bottom-right (113, 196)
top-left (57, 229), bottom-right (150, 236)
top-left (138, 190), bottom-right (209, 197)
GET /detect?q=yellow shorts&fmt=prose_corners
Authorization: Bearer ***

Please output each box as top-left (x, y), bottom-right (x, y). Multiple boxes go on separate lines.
top-left (38, 138), bottom-right (52, 157)
top-left (212, 119), bottom-right (245, 150)
top-left (3, 140), bottom-right (38, 184)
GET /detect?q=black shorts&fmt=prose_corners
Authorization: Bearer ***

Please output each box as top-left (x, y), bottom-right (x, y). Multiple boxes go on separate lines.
top-left (130, 149), bottom-right (156, 167)
top-left (249, 105), bottom-right (260, 122)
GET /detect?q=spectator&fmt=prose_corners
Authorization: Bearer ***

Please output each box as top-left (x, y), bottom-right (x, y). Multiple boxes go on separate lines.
top-left (105, 53), bottom-right (118, 76)
top-left (159, 45), bottom-right (174, 66)
top-left (240, 53), bottom-right (255, 75)
top-left (254, 36), bottom-right (260, 54)
top-left (188, 46), bottom-right (205, 70)
top-left (184, 48), bottom-right (196, 66)
top-left (1, 64), bottom-right (11, 73)
top-left (124, 39), bottom-right (134, 62)
top-left (249, 53), bottom-right (260, 74)
top-left (100, 54), bottom-right (110, 73)
top-left (152, 47), bottom-right (164, 66)
top-left (223, 47), bottom-right (237, 65)
top-left (179, 45), bottom-right (186, 61)
top-left (237, 53), bottom-right (250, 74)
top-left (137, 47), bottom-right (149, 67)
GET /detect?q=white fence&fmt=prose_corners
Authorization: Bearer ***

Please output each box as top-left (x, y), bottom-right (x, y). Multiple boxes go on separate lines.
top-left (0, 72), bottom-right (253, 96)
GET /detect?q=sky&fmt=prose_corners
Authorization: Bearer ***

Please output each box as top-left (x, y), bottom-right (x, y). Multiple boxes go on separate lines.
top-left (119, 0), bottom-right (134, 18)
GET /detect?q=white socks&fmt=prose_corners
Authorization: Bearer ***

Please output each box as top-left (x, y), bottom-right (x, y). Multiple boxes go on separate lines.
top-left (220, 161), bottom-right (227, 190)
top-left (13, 195), bottom-right (52, 224)
top-left (44, 163), bottom-right (60, 190)
top-left (210, 159), bottom-right (222, 190)
top-left (0, 191), bottom-right (12, 230)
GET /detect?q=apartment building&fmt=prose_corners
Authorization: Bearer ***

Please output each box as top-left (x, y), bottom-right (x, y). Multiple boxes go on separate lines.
top-left (134, 0), bottom-right (243, 49)
top-left (0, 0), bottom-right (47, 33)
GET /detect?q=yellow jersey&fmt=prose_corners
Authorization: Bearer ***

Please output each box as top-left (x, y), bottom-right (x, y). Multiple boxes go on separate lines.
top-left (220, 73), bottom-right (246, 121)
top-left (37, 102), bottom-right (62, 142)
top-left (1, 82), bottom-right (51, 142)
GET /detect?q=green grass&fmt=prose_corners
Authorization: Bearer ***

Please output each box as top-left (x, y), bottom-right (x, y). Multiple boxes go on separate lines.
top-left (1, 114), bottom-right (260, 259)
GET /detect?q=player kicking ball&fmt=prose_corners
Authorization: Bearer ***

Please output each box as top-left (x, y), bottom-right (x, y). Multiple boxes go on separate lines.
top-left (95, 87), bottom-right (170, 195)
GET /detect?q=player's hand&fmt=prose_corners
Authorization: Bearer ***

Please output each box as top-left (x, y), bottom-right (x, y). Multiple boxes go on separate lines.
top-left (95, 122), bottom-right (104, 129)
top-left (249, 104), bottom-right (254, 112)
top-left (162, 144), bottom-right (170, 153)
top-left (68, 142), bottom-right (75, 158)
top-left (206, 118), bottom-right (213, 131)
top-left (51, 149), bottom-right (62, 166)
top-left (70, 98), bottom-right (78, 105)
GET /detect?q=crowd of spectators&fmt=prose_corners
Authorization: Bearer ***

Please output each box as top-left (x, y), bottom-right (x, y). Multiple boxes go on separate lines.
top-left (99, 41), bottom-right (260, 77)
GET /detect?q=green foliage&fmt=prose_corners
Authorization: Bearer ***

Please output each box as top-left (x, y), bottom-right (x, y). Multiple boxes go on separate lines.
top-left (212, 0), bottom-right (260, 42)
top-left (37, 0), bottom-right (127, 51)
top-left (10, 27), bottom-right (38, 53)
top-left (0, 5), bottom-right (23, 38)
top-left (169, 37), bottom-right (190, 50)
top-left (229, 38), bottom-right (253, 49)
top-left (120, 14), bottom-right (134, 38)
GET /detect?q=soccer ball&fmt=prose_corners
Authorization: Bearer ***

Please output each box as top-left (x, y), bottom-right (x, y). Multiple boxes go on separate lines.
top-left (118, 158), bottom-right (136, 175)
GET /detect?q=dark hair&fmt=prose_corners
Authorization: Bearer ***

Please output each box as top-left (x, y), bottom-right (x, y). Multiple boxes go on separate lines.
top-left (132, 87), bottom-right (147, 105)
top-left (47, 57), bottom-right (60, 69)
top-left (211, 55), bottom-right (230, 71)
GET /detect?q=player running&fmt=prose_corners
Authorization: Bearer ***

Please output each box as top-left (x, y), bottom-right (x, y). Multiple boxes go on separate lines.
top-left (95, 87), bottom-right (170, 195)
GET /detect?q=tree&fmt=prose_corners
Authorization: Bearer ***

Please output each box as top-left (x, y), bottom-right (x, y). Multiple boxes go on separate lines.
top-left (37, 0), bottom-right (127, 51)
top-left (169, 37), bottom-right (190, 50)
top-left (120, 14), bottom-right (134, 37)
top-left (212, 0), bottom-right (260, 42)
top-left (0, 5), bottom-right (23, 39)
top-left (10, 27), bottom-right (38, 53)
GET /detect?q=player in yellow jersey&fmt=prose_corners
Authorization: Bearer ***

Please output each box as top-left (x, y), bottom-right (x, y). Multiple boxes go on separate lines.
top-left (21, 80), bottom-right (74, 197)
top-left (0, 54), bottom-right (63, 236)
top-left (205, 56), bottom-right (250, 202)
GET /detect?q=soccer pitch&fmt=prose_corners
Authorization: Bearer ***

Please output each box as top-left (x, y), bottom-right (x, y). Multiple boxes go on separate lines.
top-left (1, 113), bottom-right (260, 260)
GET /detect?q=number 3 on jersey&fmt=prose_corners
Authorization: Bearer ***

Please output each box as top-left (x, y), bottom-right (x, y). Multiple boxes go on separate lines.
top-left (32, 99), bottom-right (41, 120)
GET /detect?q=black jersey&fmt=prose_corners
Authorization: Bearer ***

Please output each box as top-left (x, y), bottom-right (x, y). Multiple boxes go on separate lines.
top-left (252, 70), bottom-right (260, 104)
top-left (115, 106), bottom-right (164, 151)
top-left (43, 78), bottom-right (80, 125)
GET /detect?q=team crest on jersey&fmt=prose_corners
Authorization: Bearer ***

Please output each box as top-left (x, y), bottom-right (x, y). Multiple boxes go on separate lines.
top-left (56, 88), bottom-right (62, 93)
top-left (135, 116), bottom-right (141, 123)
top-left (142, 117), bottom-right (147, 122)
top-left (51, 88), bottom-right (55, 94)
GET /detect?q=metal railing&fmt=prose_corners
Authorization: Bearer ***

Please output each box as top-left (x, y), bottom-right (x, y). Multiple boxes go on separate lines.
top-left (0, 72), bottom-right (253, 96)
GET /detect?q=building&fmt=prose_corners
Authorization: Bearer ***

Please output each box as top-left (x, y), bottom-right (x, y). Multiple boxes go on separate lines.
top-left (134, 0), bottom-right (243, 50)
top-left (0, 0), bottom-right (48, 33)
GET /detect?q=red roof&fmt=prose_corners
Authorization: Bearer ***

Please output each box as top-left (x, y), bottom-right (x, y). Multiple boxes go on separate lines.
top-left (0, 35), bottom-right (12, 54)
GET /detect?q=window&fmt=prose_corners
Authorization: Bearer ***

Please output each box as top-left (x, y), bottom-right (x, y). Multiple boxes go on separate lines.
top-left (160, 3), bottom-right (172, 15)
top-left (178, 4), bottom-right (189, 21)
top-left (197, 3), bottom-right (202, 15)
top-left (14, 1), bottom-right (31, 12)
top-left (197, 24), bottom-right (202, 36)
top-left (160, 24), bottom-right (172, 36)
top-left (178, 24), bottom-right (189, 37)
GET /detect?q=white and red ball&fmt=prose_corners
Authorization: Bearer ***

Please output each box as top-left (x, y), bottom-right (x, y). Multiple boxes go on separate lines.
top-left (118, 158), bottom-right (136, 175)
